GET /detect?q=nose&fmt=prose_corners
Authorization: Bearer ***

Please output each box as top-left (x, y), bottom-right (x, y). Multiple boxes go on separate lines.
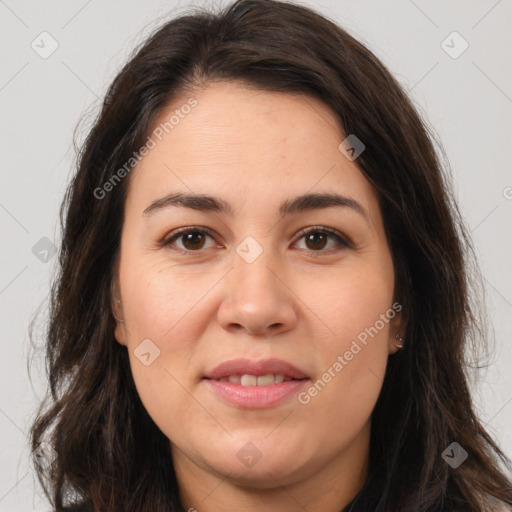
top-left (216, 245), bottom-right (298, 337)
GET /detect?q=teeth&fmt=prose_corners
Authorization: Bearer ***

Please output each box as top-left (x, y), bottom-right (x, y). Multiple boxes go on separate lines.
top-left (241, 374), bottom-right (258, 386)
top-left (215, 373), bottom-right (290, 386)
top-left (256, 374), bottom-right (274, 386)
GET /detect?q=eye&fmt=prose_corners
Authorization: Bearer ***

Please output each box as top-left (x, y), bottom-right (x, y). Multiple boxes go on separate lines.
top-left (161, 227), bottom-right (218, 252)
top-left (293, 226), bottom-right (352, 253)
top-left (160, 226), bottom-right (352, 254)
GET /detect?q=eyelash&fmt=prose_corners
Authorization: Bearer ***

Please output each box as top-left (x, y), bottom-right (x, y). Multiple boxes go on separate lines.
top-left (160, 226), bottom-right (353, 255)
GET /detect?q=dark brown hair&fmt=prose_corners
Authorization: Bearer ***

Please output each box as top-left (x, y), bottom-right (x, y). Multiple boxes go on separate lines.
top-left (29, 1), bottom-right (512, 510)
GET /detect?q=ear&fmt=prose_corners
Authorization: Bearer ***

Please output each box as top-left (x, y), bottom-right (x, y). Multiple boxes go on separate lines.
top-left (387, 301), bottom-right (407, 355)
top-left (111, 275), bottom-right (127, 347)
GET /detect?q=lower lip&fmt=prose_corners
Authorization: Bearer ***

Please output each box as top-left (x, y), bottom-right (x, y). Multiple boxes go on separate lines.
top-left (203, 378), bottom-right (309, 408)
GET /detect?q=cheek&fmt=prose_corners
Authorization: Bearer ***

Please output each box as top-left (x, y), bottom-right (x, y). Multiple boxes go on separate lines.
top-left (299, 324), bottom-right (388, 455)
top-left (299, 265), bottom-right (393, 418)
top-left (118, 258), bottom-right (218, 434)
top-left (304, 260), bottom-right (394, 347)
top-left (120, 257), bottom-right (216, 341)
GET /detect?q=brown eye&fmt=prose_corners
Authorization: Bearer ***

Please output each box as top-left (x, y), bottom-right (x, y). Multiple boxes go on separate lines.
top-left (161, 226), bottom-right (351, 255)
top-left (304, 231), bottom-right (328, 251)
top-left (162, 228), bottom-right (217, 252)
top-left (294, 227), bottom-right (351, 253)
top-left (179, 231), bottom-right (208, 250)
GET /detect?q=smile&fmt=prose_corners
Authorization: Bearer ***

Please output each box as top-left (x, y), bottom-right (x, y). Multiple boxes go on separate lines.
top-left (209, 373), bottom-right (297, 386)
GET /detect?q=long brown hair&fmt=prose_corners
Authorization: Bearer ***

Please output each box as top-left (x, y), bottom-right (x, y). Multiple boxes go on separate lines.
top-left (28, 1), bottom-right (512, 510)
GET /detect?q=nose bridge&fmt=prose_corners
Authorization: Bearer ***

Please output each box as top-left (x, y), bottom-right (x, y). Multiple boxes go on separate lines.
top-left (216, 234), bottom-right (297, 335)
top-left (232, 235), bottom-right (282, 303)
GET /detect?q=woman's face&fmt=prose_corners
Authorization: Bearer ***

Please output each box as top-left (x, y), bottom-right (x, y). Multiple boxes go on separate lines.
top-left (113, 82), bottom-right (403, 494)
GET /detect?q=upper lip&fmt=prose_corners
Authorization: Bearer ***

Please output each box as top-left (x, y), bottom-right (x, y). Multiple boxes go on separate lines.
top-left (204, 358), bottom-right (309, 380)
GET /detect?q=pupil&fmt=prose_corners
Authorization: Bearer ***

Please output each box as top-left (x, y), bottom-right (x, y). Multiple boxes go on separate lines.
top-left (307, 232), bottom-right (326, 250)
top-left (184, 232), bottom-right (204, 250)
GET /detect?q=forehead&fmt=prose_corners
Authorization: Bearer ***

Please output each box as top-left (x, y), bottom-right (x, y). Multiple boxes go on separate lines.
top-left (125, 81), bottom-right (377, 217)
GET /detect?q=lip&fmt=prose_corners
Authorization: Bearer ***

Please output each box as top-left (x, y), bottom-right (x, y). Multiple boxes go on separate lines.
top-left (203, 379), bottom-right (309, 408)
top-left (203, 357), bottom-right (309, 380)
top-left (203, 358), bottom-right (310, 409)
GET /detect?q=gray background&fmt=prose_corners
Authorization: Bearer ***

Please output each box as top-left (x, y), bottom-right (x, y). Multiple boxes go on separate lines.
top-left (1, 0), bottom-right (511, 510)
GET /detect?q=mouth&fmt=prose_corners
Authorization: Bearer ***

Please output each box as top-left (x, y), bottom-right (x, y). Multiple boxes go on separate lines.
top-left (204, 373), bottom-right (307, 386)
top-left (203, 357), bottom-right (309, 381)
top-left (202, 358), bottom-right (310, 408)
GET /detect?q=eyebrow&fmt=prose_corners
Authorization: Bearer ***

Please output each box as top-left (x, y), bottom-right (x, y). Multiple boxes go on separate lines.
top-left (143, 191), bottom-right (369, 221)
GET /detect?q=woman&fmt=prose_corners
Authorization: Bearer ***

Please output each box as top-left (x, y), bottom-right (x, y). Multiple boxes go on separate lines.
top-left (29, 0), bottom-right (512, 510)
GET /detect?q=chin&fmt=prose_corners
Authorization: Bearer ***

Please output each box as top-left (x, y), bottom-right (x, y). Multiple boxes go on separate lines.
top-left (221, 465), bottom-right (301, 489)
top-left (205, 449), bottom-right (308, 489)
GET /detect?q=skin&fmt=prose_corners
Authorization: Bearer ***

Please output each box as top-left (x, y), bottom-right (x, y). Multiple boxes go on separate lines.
top-left (113, 81), bottom-right (405, 512)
